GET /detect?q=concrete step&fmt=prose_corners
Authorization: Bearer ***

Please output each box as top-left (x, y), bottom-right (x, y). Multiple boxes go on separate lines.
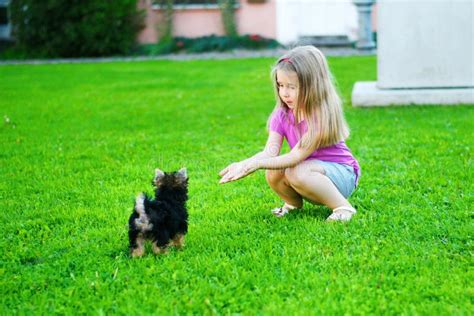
top-left (297, 35), bottom-right (353, 47)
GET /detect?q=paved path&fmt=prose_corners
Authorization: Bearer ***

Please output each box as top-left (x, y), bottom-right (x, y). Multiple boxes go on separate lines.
top-left (0, 47), bottom-right (375, 65)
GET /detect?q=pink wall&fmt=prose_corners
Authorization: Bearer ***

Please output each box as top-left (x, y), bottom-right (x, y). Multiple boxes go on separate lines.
top-left (137, 0), bottom-right (276, 44)
top-left (173, 9), bottom-right (225, 37)
top-left (137, 0), bottom-right (160, 44)
top-left (237, 0), bottom-right (276, 38)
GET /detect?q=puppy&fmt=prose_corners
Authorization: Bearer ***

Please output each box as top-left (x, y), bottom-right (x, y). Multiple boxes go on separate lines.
top-left (128, 168), bottom-right (188, 257)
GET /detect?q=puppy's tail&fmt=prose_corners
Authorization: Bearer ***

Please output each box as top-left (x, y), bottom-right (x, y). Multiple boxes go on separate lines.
top-left (135, 193), bottom-right (146, 217)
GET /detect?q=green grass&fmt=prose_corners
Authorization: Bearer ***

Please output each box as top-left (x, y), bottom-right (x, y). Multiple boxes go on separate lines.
top-left (1, 57), bottom-right (473, 315)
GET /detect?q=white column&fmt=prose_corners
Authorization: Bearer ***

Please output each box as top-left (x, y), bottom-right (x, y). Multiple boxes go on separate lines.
top-left (353, 0), bottom-right (376, 50)
top-left (352, 0), bottom-right (474, 106)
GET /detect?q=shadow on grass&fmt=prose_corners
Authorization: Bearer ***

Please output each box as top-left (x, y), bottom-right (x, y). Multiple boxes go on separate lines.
top-left (285, 206), bottom-right (331, 221)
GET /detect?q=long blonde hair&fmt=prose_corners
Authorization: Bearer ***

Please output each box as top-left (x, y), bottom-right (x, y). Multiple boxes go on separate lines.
top-left (270, 46), bottom-right (349, 150)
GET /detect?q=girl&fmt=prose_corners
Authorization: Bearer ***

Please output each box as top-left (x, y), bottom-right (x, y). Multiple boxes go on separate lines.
top-left (219, 46), bottom-right (360, 221)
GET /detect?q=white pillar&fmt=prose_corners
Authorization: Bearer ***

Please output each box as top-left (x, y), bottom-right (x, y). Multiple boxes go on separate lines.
top-left (353, 0), bottom-right (376, 50)
top-left (352, 0), bottom-right (474, 106)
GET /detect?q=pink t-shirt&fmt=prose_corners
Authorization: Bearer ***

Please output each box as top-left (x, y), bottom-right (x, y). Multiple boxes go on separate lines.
top-left (269, 107), bottom-right (361, 184)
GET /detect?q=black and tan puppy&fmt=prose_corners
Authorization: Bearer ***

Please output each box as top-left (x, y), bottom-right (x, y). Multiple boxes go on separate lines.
top-left (128, 168), bottom-right (188, 257)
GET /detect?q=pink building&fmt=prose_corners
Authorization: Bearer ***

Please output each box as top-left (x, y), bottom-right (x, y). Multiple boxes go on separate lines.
top-left (138, 0), bottom-right (276, 44)
top-left (138, 0), bottom-right (376, 46)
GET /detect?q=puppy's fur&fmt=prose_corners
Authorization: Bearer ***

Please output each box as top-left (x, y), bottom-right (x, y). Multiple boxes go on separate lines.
top-left (128, 168), bottom-right (188, 257)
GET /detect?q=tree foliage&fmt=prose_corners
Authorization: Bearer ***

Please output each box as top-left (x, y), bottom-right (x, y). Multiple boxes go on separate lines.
top-left (9, 0), bottom-right (144, 57)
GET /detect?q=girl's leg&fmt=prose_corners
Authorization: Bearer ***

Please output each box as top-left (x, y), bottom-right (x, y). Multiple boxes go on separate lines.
top-left (265, 169), bottom-right (303, 208)
top-left (284, 161), bottom-right (353, 210)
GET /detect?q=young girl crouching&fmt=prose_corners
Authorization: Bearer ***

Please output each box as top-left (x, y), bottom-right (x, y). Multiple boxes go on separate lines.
top-left (219, 46), bottom-right (360, 221)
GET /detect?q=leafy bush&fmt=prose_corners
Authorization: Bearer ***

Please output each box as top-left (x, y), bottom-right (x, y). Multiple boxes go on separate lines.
top-left (238, 34), bottom-right (280, 49)
top-left (135, 34), bottom-right (280, 55)
top-left (8, 0), bottom-right (144, 58)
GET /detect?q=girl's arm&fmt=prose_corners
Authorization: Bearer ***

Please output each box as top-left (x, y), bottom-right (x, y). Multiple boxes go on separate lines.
top-left (255, 141), bottom-right (313, 170)
top-left (245, 132), bottom-right (284, 162)
top-left (219, 134), bottom-right (313, 184)
top-left (219, 132), bottom-right (283, 182)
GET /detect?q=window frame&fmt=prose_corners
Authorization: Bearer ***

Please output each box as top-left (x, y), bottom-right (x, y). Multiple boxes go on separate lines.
top-left (0, 0), bottom-right (11, 39)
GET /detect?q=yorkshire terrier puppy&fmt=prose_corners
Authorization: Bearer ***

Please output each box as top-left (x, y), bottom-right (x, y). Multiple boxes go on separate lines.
top-left (128, 168), bottom-right (189, 257)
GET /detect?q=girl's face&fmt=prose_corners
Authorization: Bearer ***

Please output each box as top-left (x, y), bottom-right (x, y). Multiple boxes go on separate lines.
top-left (276, 69), bottom-right (299, 110)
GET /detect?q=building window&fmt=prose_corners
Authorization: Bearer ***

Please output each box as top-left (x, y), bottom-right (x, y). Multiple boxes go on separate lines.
top-left (0, 0), bottom-right (11, 39)
top-left (0, 7), bottom-right (7, 25)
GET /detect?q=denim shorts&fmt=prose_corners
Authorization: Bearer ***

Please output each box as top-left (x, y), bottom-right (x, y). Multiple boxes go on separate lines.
top-left (311, 160), bottom-right (357, 198)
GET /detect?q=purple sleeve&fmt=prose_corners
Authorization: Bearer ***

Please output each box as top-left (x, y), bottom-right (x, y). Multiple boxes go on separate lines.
top-left (269, 108), bottom-right (285, 136)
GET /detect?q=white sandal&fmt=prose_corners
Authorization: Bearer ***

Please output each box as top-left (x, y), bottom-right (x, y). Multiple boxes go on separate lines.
top-left (271, 203), bottom-right (297, 218)
top-left (326, 206), bottom-right (357, 222)
top-left (271, 207), bottom-right (289, 217)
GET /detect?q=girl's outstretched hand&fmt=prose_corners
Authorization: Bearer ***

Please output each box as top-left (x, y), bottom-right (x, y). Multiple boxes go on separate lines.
top-left (219, 161), bottom-right (258, 184)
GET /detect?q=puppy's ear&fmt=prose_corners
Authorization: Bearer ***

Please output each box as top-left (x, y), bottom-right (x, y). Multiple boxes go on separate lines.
top-left (154, 168), bottom-right (165, 185)
top-left (176, 167), bottom-right (188, 182)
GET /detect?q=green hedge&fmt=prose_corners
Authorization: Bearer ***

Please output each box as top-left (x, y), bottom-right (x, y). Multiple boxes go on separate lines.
top-left (136, 34), bottom-right (281, 55)
top-left (9, 0), bottom-right (144, 58)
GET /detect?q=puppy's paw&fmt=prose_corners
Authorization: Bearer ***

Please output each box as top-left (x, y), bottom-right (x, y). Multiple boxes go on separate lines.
top-left (152, 243), bottom-right (169, 255)
top-left (130, 247), bottom-right (145, 258)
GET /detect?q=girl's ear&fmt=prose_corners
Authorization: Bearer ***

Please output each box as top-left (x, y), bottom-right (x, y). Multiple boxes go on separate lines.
top-left (177, 167), bottom-right (188, 181)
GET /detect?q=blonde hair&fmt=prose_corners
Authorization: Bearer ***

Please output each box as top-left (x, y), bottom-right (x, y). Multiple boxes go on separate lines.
top-left (270, 46), bottom-right (349, 150)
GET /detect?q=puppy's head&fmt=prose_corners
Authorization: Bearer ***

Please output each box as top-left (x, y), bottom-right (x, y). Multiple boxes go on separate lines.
top-left (153, 168), bottom-right (188, 190)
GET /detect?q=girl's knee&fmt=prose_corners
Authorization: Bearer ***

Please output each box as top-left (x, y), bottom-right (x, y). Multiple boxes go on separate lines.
top-left (284, 167), bottom-right (303, 187)
top-left (285, 164), bottom-right (325, 188)
top-left (265, 169), bottom-right (285, 185)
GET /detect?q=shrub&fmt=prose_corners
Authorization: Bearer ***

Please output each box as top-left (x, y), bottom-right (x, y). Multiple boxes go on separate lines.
top-left (238, 34), bottom-right (280, 49)
top-left (8, 0), bottom-right (145, 58)
top-left (135, 34), bottom-right (281, 55)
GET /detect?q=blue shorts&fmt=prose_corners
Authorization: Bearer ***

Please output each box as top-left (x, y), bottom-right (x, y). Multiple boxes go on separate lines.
top-left (311, 160), bottom-right (357, 198)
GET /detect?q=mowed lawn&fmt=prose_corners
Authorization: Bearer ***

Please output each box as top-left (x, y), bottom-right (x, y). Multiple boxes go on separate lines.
top-left (0, 56), bottom-right (472, 314)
